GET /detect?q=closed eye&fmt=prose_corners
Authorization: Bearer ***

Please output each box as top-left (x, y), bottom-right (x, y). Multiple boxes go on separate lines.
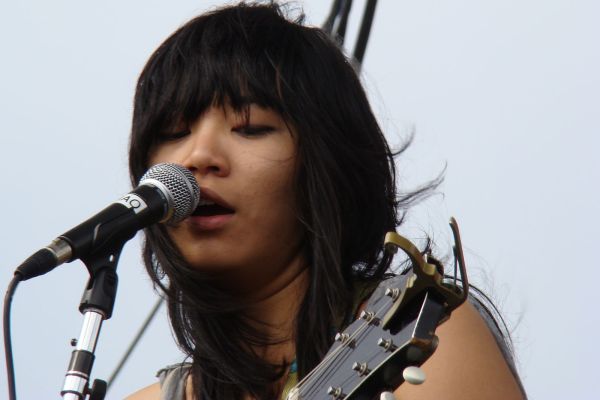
top-left (232, 124), bottom-right (275, 137)
top-left (157, 129), bottom-right (191, 142)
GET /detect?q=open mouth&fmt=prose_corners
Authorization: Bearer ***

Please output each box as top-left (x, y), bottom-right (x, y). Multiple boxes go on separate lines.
top-left (192, 203), bottom-right (234, 216)
top-left (192, 197), bottom-right (235, 217)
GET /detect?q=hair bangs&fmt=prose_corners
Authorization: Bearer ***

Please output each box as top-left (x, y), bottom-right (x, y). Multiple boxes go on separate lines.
top-left (138, 3), bottom-right (304, 140)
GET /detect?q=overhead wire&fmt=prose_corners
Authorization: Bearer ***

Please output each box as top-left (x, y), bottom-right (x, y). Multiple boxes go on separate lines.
top-left (352, 0), bottom-right (378, 68)
top-left (323, 0), bottom-right (379, 70)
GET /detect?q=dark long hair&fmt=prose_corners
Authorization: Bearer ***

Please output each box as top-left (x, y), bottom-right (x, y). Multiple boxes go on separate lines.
top-left (129, 2), bottom-right (437, 399)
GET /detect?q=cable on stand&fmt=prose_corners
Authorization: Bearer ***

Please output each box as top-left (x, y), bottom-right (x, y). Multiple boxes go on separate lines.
top-left (3, 276), bottom-right (21, 400)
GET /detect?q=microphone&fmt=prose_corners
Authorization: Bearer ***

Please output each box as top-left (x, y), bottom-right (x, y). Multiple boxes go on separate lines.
top-left (14, 163), bottom-right (200, 281)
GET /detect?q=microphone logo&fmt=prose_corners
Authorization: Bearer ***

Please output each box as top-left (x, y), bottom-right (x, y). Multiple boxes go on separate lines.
top-left (115, 194), bottom-right (148, 214)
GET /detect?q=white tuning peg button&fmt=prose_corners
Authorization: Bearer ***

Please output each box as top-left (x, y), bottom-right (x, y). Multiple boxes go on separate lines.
top-left (403, 366), bottom-right (426, 385)
top-left (380, 391), bottom-right (396, 400)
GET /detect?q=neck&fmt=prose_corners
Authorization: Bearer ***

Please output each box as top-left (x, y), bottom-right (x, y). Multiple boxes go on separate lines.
top-left (225, 253), bottom-right (309, 364)
top-left (247, 261), bottom-right (309, 337)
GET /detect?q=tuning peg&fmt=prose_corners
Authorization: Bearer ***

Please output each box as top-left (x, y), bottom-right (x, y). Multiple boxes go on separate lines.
top-left (327, 386), bottom-right (346, 399)
top-left (359, 310), bottom-right (380, 325)
top-left (351, 361), bottom-right (370, 376)
top-left (335, 332), bottom-right (349, 342)
top-left (377, 337), bottom-right (397, 352)
top-left (380, 392), bottom-right (396, 400)
top-left (402, 366), bottom-right (426, 385)
top-left (384, 287), bottom-right (401, 300)
top-left (334, 332), bottom-right (355, 348)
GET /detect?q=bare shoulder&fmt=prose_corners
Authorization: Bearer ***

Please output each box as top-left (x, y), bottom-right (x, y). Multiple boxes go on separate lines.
top-left (393, 301), bottom-right (525, 400)
top-left (124, 382), bottom-right (161, 400)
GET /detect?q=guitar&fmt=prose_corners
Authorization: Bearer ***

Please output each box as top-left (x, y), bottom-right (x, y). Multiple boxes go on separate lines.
top-left (287, 218), bottom-right (469, 400)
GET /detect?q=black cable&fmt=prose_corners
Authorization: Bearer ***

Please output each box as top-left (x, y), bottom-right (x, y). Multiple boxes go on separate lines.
top-left (322, 0), bottom-right (342, 34)
top-left (352, 0), bottom-right (378, 66)
top-left (4, 274), bottom-right (22, 400)
top-left (322, 0), bottom-right (353, 45)
top-left (334, 0), bottom-right (353, 45)
top-left (105, 296), bottom-right (164, 391)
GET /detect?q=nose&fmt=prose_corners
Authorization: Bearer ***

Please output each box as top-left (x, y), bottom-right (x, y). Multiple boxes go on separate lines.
top-left (181, 117), bottom-right (230, 180)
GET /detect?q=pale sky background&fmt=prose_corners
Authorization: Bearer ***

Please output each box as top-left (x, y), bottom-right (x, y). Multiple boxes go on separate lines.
top-left (1, 1), bottom-right (598, 399)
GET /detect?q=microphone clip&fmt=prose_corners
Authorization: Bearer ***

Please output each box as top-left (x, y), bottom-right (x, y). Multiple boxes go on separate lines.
top-left (61, 238), bottom-right (125, 400)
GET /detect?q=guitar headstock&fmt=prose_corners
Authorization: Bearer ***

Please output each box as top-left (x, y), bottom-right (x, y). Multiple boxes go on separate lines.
top-left (287, 218), bottom-right (469, 400)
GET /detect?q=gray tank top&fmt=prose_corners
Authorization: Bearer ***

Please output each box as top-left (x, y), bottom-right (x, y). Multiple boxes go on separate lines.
top-left (156, 363), bottom-right (191, 400)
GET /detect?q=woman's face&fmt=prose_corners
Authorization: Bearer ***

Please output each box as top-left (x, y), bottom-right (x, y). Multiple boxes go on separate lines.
top-left (148, 104), bottom-right (304, 287)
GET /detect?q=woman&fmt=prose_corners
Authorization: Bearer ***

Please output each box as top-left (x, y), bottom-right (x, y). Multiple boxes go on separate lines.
top-left (126, 2), bottom-right (525, 399)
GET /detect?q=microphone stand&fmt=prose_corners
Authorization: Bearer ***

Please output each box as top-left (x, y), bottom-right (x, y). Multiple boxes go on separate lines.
top-left (61, 240), bottom-right (126, 400)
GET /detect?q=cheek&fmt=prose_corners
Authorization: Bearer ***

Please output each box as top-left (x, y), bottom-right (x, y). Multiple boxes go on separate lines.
top-left (147, 144), bottom-right (175, 166)
top-left (238, 157), bottom-right (301, 245)
top-left (248, 157), bottom-right (296, 209)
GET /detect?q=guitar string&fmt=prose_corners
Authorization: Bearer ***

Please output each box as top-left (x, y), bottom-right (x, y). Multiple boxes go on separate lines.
top-left (301, 288), bottom-right (435, 398)
top-left (301, 316), bottom-right (373, 397)
top-left (290, 288), bottom-right (390, 388)
top-left (290, 317), bottom-right (372, 396)
top-left (290, 262), bottom-right (404, 395)
top-left (302, 319), bottom-right (376, 399)
top-left (292, 293), bottom-right (396, 398)
top-left (299, 295), bottom-right (395, 398)
top-left (329, 284), bottom-right (462, 394)
top-left (331, 316), bottom-right (420, 396)
top-left (293, 285), bottom-right (394, 388)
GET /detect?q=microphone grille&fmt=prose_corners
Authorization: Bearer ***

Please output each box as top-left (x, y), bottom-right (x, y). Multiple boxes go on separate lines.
top-left (139, 163), bottom-right (200, 223)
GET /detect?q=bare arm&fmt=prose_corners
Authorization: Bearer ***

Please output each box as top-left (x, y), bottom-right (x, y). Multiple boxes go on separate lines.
top-left (393, 301), bottom-right (525, 400)
top-left (125, 373), bottom-right (194, 400)
top-left (124, 382), bottom-right (161, 400)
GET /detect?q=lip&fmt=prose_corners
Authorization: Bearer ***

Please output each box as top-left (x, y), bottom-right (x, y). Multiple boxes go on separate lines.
top-left (197, 187), bottom-right (235, 211)
top-left (188, 213), bottom-right (234, 230)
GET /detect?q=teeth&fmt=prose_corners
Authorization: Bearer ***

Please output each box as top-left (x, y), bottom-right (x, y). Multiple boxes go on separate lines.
top-left (199, 198), bottom-right (216, 206)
